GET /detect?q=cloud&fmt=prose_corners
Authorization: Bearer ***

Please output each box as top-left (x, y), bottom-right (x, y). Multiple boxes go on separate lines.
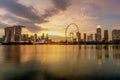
top-left (52, 0), bottom-right (71, 10)
top-left (41, 0), bottom-right (71, 21)
top-left (0, 0), bottom-right (47, 32)
top-left (0, 0), bottom-right (41, 22)
top-left (0, 14), bottom-right (47, 32)
top-left (0, 0), bottom-right (71, 32)
top-left (82, 2), bottom-right (102, 17)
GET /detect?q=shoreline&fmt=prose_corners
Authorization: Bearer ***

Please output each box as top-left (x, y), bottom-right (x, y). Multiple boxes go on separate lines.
top-left (1, 42), bottom-right (120, 45)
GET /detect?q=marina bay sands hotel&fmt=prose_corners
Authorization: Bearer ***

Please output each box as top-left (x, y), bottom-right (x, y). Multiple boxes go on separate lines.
top-left (4, 25), bottom-right (25, 43)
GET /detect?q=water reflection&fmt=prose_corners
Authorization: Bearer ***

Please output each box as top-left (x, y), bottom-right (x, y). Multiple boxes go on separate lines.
top-left (104, 45), bottom-right (109, 50)
top-left (0, 45), bottom-right (120, 80)
top-left (113, 45), bottom-right (120, 50)
top-left (104, 50), bottom-right (109, 59)
top-left (3, 45), bottom-right (21, 64)
top-left (113, 45), bottom-right (120, 65)
top-left (95, 45), bottom-right (103, 65)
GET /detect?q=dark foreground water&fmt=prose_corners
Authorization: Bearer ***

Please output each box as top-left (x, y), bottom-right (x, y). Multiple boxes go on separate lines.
top-left (0, 45), bottom-right (120, 80)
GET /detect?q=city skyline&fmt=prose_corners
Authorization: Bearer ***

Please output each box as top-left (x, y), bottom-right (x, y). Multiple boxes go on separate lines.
top-left (2, 25), bottom-right (120, 44)
top-left (0, 0), bottom-right (120, 40)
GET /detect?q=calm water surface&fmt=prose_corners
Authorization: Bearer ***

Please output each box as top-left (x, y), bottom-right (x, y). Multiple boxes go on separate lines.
top-left (0, 45), bottom-right (120, 80)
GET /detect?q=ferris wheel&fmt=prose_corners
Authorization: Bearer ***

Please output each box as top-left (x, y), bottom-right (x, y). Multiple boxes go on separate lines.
top-left (65, 23), bottom-right (80, 44)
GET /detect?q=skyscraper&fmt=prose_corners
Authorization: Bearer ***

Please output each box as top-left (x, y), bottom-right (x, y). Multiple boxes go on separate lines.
top-left (95, 33), bottom-right (97, 42)
top-left (46, 33), bottom-right (49, 40)
top-left (41, 33), bottom-right (45, 40)
top-left (87, 35), bottom-right (90, 41)
top-left (104, 30), bottom-right (109, 42)
top-left (90, 34), bottom-right (93, 41)
top-left (34, 34), bottom-right (37, 42)
top-left (112, 29), bottom-right (120, 41)
top-left (96, 25), bottom-right (102, 42)
top-left (76, 32), bottom-right (81, 42)
top-left (84, 33), bottom-right (86, 42)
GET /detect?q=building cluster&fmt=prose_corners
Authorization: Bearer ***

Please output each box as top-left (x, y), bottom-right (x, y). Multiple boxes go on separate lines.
top-left (3, 25), bottom-right (52, 43)
top-left (21, 33), bottom-right (51, 43)
top-left (36, 33), bottom-right (52, 43)
top-left (72, 25), bottom-right (120, 43)
top-left (1, 25), bottom-right (120, 44)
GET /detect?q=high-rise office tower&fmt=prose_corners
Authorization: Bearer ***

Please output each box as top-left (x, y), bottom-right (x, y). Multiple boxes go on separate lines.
top-left (46, 33), bottom-right (49, 40)
top-left (95, 33), bottom-right (97, 41)
top-left (34, 34), bottom-right (37, 42)
top-left (96, 25), bottom-right (102, 42)
top-left (90, 34), bottom-right (93, 41)
top-left (104, 30), bottom-right (109, 42)
top-left (84, 33), bottom-right (86, 42)
top-left (87, 35), bottom-right (90, 41)
top-left (76, 32), bottom-right (81, 42)
top-left (41, 33), bottom-right (45, 40)
top-left (45, 33), bottom-right (49, 43)
top-left (112, 29), bottom-right (120, 41)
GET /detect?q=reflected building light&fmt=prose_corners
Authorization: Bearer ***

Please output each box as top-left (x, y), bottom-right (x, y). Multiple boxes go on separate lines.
top-left (97, 48), bottom-right (103, 65)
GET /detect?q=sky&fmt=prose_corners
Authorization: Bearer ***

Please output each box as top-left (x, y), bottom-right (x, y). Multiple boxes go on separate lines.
top-left (0, 0), bottom-right (120, 40)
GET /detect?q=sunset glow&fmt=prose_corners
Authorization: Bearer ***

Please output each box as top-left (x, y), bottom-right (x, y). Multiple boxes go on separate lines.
top-left (0, 0), bottom-right (120, 40)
